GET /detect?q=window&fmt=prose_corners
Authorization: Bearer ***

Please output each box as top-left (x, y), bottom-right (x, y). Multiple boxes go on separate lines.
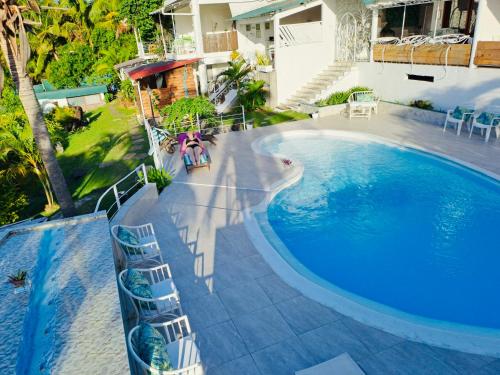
top-left (265, 22), bottom-right (270, 30)
top-left (245, 24), bottom-right (251, 32)
top-left (256, 23), bottom-right (261, 38)
top-left (378, 3), bottom-right (434, 38)
top-left (441, 0), bottom-right (477, 36)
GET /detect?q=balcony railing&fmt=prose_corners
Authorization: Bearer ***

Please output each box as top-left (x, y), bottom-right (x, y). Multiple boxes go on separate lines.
top-left (167, 37), bottom-right (196, 56)
top-left (373, 43), bottom-right (471, 66)
top-left (279, 21), bottom-right (323, 48)
top-left (203, 30), bottom-right (238, 53)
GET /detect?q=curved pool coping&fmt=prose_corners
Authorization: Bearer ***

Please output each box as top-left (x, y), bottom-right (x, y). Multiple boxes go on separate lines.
top-left (243, 129), bottom-right (500, 358)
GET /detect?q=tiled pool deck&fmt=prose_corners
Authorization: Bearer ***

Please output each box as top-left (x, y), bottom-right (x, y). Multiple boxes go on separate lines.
top-left (135, 110), bottom-right (500, 374)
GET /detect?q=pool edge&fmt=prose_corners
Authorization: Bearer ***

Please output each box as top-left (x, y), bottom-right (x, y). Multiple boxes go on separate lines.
top-left (244, 129), bottom-right (500, 358)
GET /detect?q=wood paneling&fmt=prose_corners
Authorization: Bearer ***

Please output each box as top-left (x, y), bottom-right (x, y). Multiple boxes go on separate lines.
top-left (137, 64), bottom-right (197, 119)
top-left (203, 30), bottom-right (238, 53)
top-left (474, 42), bottom-right (500, 67)
top-left (373, 44), bottom-right (471, 66)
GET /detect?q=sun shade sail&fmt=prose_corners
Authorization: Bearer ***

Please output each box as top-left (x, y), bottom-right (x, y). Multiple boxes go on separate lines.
top-left (232, 0), bottom-right (312, 21)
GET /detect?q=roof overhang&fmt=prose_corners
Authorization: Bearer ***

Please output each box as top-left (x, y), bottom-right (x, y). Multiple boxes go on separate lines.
top-left (365, 0), bottom-right (438, 9)
top-left (232, 0), bottom-right (312, 21)
top-left (150, 0), bottom-right (190, 15)
top-left (127, 58), bottom-right (200, 81)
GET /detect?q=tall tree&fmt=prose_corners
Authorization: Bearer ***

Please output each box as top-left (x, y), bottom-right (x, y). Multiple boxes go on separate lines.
top-left (0, 0), bottom-right (76, 216)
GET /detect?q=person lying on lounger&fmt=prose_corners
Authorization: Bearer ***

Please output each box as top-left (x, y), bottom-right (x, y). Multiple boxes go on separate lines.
top-left (183, 131), bottom-right (204, 166)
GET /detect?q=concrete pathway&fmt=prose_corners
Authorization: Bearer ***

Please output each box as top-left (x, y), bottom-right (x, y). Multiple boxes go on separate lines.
top-left (133, 110), bottom-right (500, 374)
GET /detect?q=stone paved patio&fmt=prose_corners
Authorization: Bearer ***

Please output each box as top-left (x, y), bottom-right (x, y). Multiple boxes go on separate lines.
top-left (134, 109), bottom-right (500, 374)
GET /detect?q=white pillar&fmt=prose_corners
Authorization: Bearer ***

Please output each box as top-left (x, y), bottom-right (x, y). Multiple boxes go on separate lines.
top-left (136, 81), bottom-right (146, 121)
top-left (469, 0), bottom-right (486, 68)
top-left (191, 0), bottom-right (208, 94)
top-left (370, 8), bottom-right (378, 62)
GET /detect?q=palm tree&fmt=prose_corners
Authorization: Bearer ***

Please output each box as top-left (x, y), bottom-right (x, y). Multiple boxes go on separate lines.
top-left (0, 123), bottom-right (55, 209)
top-left (0, 0), bottom-right (75, 216)
top-left (217, 59), bottom-right (252, 90)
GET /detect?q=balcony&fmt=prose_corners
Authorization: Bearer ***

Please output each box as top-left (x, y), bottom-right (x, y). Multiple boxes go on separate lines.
top-left (373, 44), bottom-right (471, 66)
top-left (203, 30), bottom-right (238, 54)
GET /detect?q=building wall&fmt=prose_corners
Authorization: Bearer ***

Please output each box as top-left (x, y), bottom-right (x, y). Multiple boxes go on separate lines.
top-left (236, 17), bottom-right (274, 62)
top-left (138, 65), bottom-right (198, 118)
top-left (275, 0), bottom-right (337, 104)
top-left (200, 4), bottom-right (233, 34)
top-left (357, 62), bottom-right (500, 111)
top-left (476, 0), bottom-right (500, 41)
top-left (173, 6), bottom-right (195, 38)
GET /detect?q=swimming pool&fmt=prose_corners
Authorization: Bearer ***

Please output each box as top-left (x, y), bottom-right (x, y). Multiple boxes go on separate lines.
top-left (249, 131), bottom-right (500, 355)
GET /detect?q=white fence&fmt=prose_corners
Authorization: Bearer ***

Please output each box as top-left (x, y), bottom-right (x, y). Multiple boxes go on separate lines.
top-left (279, 21), bottom-right (323, 47)
top-left (94, 164), bottom-right (148, 219)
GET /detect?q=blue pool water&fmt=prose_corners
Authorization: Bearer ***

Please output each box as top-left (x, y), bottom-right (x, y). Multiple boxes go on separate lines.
top-left (260, 134), bottom-right (500, 330)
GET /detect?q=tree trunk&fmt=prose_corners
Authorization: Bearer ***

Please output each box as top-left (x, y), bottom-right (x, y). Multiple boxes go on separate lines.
top-left (1, 38), bottom-right (76, 217)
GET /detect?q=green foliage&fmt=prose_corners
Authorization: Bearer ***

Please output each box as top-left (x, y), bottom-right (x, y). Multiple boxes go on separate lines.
top-left (7, 269), bottom-right (28, 284)
top-left (46, 43), bottom-right (95, 89)
top-left (118, 79), bottom-right (136, 103)
top-left (410, 100), bottom-right (433, 110)
top-left (255, 52), bottom-right (271, 66)
top-left (0, 183), bottom-right (29, 226)
top-left (140, 167), bottom-right (172, 192)
top-left (217, 59), bottom-right (253, 89)
top-left (160, 97), bottom-right (216, 131)
top-left (238, 80), bottom-right (267, 111)
top-left (91, 27), bottom-right (116, 56)
top-left (316, 86), bottom-right (371, 107)
top-left (119, 0), bottom-right (163, 41)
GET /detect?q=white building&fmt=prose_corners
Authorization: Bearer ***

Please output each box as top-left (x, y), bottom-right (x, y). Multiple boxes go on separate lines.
top-left (145, 0), bottom-right (500, 111)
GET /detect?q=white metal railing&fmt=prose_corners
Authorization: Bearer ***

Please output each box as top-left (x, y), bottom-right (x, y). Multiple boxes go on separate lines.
top-left (94, 163), bottom-right (148, 219)
top-left (167, 37), bottom-right (196, 56)
top-left (163, 105), bottom-right (248, 137)
top-left (279, 21), bottom-right (323, 47)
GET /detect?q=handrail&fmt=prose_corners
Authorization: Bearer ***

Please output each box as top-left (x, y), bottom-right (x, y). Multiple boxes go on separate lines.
top-left (94, 163), bottom-right (148, 217)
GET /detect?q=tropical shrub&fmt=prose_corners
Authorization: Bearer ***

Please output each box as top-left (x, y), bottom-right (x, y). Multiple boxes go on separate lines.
top-left (238, 80), bottom-right (267, 111)
top-left (217, 59), bottom-right (253, 89)
top-left (316, 86), bottom-right (371, 107)
top-left (160, 97), bottom-right (216, 131)
top-left (46, 43), bottom-right (95, 89)
top-left (140, 167), bottom-right (172, 192)
top-left (410, 100), bottom-right (433, 110)
top-left (119, 0), bottom-right (163, 41)
top-left (118, 79), bottom-right (136, 104)
top-left (255, 52), bottom-right (271, 66)
top-left (0, 182), bottom-right (28, 226)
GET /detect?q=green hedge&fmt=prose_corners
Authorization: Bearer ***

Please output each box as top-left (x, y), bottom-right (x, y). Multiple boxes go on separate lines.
top-left (316, 86), bottom-right (371, 107)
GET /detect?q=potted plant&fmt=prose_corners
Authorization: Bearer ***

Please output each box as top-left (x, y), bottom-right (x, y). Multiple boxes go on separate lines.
top-left (255, 52), bottom-right (273, 73)
top-left (8, 270), bottom-right (29, 293)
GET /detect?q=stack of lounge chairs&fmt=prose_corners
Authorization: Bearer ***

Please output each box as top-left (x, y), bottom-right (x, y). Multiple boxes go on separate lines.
top-left (111, 223), bottom-right (203, 375)
top-left (443, 106), bottom-right (500, 143)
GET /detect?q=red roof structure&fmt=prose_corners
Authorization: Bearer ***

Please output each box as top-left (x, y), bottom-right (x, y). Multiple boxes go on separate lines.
top-left (127, 58), bottom-right (200, 81)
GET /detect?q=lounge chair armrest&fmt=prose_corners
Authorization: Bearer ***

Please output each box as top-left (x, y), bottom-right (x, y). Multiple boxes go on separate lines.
top-left (156, 316), bottom-right (193, 343)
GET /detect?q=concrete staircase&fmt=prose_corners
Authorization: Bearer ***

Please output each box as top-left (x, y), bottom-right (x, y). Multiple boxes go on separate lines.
top-left (278, 62), bottom-right (353, 110)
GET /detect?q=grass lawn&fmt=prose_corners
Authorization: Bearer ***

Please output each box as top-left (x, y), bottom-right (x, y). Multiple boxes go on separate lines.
top-left (56, 102), bottom-right (148, 213)
top-left (247, 108), bottom-right (310, 127)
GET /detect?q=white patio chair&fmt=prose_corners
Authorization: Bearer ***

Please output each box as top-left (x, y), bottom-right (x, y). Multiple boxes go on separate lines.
top-left (443, 106), bottom-right (474, 136)
top-left (469, 112), bottom-right (500, 143)
top-left (347, 91), bottom-right (379, 119)
top-left (119, 264), bottom-right (182, 323)
top-left (128, 317), bottom-right (203, 375)
top-left (111, 223), bottom-right (164, 268)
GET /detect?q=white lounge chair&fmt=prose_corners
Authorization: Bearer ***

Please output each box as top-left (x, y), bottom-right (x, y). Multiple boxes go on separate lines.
top-left (119, 265), bottom-right (182, 323)
top-left (111, 223), bottom-right (164, 268)
top-left (128, 317), bottom-right (203, 375)
top-left (443, 106), bottom-right (474, 136)
top-left (469, 112), bottom-right (500, 143)
top-left (347, 91), bottom-right (379, 119)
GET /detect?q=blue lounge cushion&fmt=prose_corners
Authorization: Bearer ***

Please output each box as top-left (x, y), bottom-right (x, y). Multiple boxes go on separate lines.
top-left (183, 154), bottom-right (193, 166)
top-left (357, 93), bottom-right (374, 102)
top-left (199, 153), bottom-right (208, 165)
top-left (124, 269), bottom-right (149, 289)
top-left (476, 112), bottom-right (499, 126)
top-left (137, 323), bottom-right (173, 371)
top-left (452, 106), bottom-right (473, 121)
top-left (117, 226), bottom-right (139, 246)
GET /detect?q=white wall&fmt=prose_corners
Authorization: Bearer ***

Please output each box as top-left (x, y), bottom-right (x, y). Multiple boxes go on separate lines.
top-left (236, 17), bottom-right (274, 62)
top-left (357, 62), bottom-right (500, 111)
top-left (200, 4), bottom-right (233, 34)
top-left (274, 0), bottom-right (336, 103)
top-left (476, 0), bottom-right (500, 41)
top-left (173, 6), bottom-right (195, 37)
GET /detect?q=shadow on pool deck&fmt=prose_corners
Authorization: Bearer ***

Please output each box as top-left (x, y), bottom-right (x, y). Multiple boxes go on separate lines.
top-left (133, 112), bottom-right (500, 374)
